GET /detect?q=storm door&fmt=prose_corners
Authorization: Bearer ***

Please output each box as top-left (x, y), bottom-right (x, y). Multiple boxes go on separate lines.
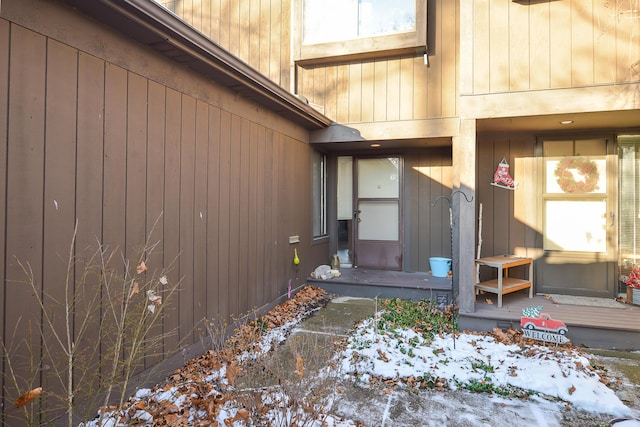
top-left (353, 157), bottom-right (403, 270)
top-left (536, 137), bottom-right (617, 297)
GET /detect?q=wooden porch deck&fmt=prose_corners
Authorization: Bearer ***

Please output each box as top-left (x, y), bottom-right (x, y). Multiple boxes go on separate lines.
top-left (307, 267), bottom-right (640, 350)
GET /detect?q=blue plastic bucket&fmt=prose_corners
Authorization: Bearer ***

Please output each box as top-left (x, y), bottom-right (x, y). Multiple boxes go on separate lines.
top-left (430, 257), bottom-right (451, 277)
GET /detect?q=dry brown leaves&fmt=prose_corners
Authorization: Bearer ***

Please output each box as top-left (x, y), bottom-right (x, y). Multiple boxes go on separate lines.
top-left (106, 285), bottom-right (330, 425)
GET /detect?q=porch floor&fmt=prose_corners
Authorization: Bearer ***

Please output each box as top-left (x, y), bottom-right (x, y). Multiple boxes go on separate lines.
top-left (307, 267), bottom-right (640, 350)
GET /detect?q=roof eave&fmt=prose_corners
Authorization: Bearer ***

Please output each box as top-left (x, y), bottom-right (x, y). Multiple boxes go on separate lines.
top-left (63, 0), bottom-right (332, 130)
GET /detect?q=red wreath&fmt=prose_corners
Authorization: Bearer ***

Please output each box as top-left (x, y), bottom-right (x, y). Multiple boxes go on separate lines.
top-left (554, 157), bottom-right (599, 193)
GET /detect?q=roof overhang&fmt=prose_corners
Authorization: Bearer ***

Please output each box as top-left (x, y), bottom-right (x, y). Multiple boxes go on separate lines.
top-left (62, 0), bottom-right (333, 131)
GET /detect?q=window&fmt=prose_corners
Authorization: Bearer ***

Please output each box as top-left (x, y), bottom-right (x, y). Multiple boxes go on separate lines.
top-left (294, 0), bottom-right (426, 64)
top-left (312, 151), bottom-right (327, 238)
top-left (303, 0), bottom-right (416, 45)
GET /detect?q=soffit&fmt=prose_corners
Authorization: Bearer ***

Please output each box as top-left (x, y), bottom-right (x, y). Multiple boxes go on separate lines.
top-left (62, 0), bottom-right (332, 131)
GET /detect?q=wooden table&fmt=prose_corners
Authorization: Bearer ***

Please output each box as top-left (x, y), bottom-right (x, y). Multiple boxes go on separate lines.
top-left (475, 255), bottom-right (533, 308)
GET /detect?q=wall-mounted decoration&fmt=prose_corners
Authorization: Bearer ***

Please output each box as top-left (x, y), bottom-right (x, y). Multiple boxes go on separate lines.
top-left (491, 157), bottom-right (518, 190)
top-left (520, 306), bottom-right (570, 344)
top-left (554, 157), bottom-right (600, 193)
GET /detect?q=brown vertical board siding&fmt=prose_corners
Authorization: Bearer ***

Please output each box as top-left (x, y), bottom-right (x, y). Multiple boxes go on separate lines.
top-left (279, 0), bottom-right (291, 90)
top-left (412, 55), bottom-right (428, 120)
top-left (179, 95), bottom-right (196, 342)
top-left (528, 1), bottom-right (551, 90)
top-left (238, 0), bottom-right (250, 63)
top-left (146, 80), bottom-right (166, 366)
top-left (335, 63), bottom-right (349, 124)
top-left (616, 0), bottom-right (640, 81)
top-left (521, 137), bottom-right (537, 257)
top-left (238, 118), bottom-right (250, 314)
top-left (103, 64), bottom-right (127, 258)
top-left (255, 125), bottom-right (266, 306)
top-left (476, 139), bottom-right (495, 279)
top-left (348, 62), bottom-right (362, 123)
top-left (218, 0), bottom-right (230, 49)
top-left (399, 57), bottom-right (414, 120)
top-left (440, 0), bottom-right (457, 117)
top-left (200, 0), bottom-right (213, 39)
top-left (360, 61), bottom-right (375, 122)
top-left (273, 132), bottom-right (284, 299)
top-left (490, 139), bottom-right (511, 256)
top-left (324, 65), bottom-right (338, 122)
top-left (593, 1), bottom-right (616, 85)
top-left (229, 1), bottom-right (241, 63)
top-left (571, 1), bottom-right (594, 87)
top-left (248, 0), bottom-right (260, 69)
top-left (217, 110), bottom-right (231, 320)
top-left (488, 0), bottom-right (509, 93)
top-left (269, 0), bottom-right (282, 84)
top-left (386, 58), bottom-right (401, 121)
top-left (263, 129), bottom-right (275, 301)
top-left (426, 2), bottom-right (442, 119)
top-left (248, 122), bottom-right (259, 309)
top-left (549, 0), bottom-right (572, 88)
top-left (373, 60), bottom-right (388, 121)
top-left (0, 19), bottom-right (9, 422)
top-left (74, 52), bottom-right (105, 405)
top-left (472, 0), bottom-right (490, 94)
top-left (193, 100), bottom-right (209, 339)
top-left (5, 24), bottom-right (46, 423)
top-left (163, 88), bottom-right (182, 352)
top-left (42, 39), bottom-right (78, 414)
top-left (125, 72), bottom-right (148, 260)
top-left (508, 1), bottom-right (530, 91)
top-left (508, 138), bottom-right (527, 256)
top-left (228, 113), bottom-right (241, 316)
top-left (206, 106), bottom-right (221, 320)
top-left (210, 0), bottom-right (221, 42)
top-left (125, 71), bottom-right (149, 376)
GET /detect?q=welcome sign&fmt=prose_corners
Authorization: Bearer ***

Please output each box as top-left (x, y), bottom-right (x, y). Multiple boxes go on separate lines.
top-left (520, 306), bottom-right (570, 344)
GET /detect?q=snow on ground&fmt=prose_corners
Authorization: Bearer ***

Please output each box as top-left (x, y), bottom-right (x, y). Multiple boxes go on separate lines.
top-left (80, 297), bottom-right (640, 427)
top-left (339, 316), bottom-right (632, 415)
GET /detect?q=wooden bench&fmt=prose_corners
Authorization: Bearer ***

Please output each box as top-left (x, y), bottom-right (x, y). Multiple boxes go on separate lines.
top-left (475, 255), bottom-right (533, 308)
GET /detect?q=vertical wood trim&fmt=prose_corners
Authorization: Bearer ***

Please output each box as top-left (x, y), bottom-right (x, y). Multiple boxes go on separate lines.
top-left (258, 0), bottom-right (270, 78)
top-left (193, 99), bottom-right (209, 339)
top-left (206, 105), bottom-right (221, 320)
top-left (269, 0), bottom-right (282, 83)
top-left (163, 87), bottom-right (181, 352)
top-left (373, 60), bottom-right (387, 121)
top-left (217, 110), bottom-right (231, 319)
top-left (5, 25), bottom-right (46, 415)
top-left (249, 0), bottom-right (260, 68)
top-left (179, 95), bottom-right (196, 342)
top-left (279, 0), bottom-right (291, 90)
top-left (413, 55), bottom-right (428, 119)
top-left (146, 80), bottom-right (166, 366)
top-left (593, 0), bottom-right (615, 85)
top-left (238, 0), bottom-right (250, 63)
top-left (510, 138), bottom-right (526, 256)
top-left (324, 65), bottom-right (337, 121)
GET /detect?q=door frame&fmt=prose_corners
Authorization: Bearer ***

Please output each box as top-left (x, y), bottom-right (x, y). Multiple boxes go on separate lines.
top-left (535, 134), bottom-right (618, 297)
top-left (352, 155), bottom-right (404, 270)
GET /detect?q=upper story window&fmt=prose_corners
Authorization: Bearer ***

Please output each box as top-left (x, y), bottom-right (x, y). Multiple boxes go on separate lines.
top-left (294, 0), bottom-right (426, 65)
top-left (303, 0), bottom-right (415, 44)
